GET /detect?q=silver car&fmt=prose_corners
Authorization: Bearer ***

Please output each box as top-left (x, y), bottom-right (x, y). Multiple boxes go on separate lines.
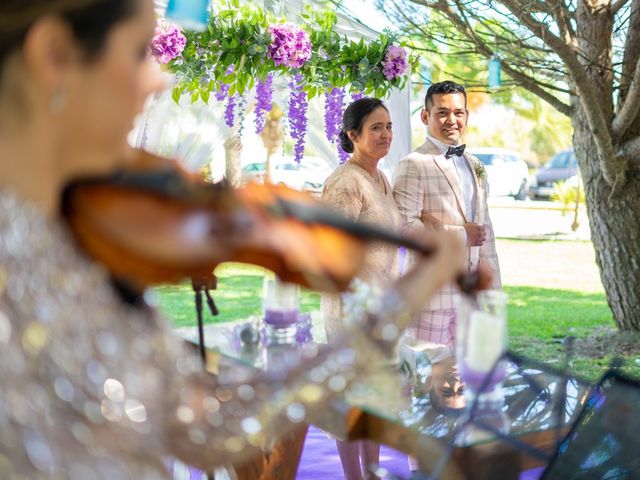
top-left (529, 150), bottom-right (578, 199)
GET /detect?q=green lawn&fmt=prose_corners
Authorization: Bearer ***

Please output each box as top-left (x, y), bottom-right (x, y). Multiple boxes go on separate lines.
top-left (153, 263), bottom-right (322, 327)
top-left (154, 259), bottom-right (640, 382)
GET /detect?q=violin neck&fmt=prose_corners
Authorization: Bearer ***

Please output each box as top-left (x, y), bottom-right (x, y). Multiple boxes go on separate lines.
top-left (276, 197), bottom-right (433, 256)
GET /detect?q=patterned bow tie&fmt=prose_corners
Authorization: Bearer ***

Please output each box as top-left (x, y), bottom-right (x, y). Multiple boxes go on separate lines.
top-left (445, 144), bottom-right (466, 158)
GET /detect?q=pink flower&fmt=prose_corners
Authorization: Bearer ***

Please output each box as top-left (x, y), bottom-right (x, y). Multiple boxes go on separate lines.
top-left (382, 45), bottom-right (408, 80)
top-left (150, 20), bottom-right (186, 64)
top-left (267, 23), bottom-right (312, 69)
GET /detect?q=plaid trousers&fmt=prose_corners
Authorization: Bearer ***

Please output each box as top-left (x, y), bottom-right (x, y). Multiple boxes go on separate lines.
top-left (406, 309), bottom-right (457, 350)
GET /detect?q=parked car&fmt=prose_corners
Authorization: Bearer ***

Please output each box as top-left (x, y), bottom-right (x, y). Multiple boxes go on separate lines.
top-left (271, 157), bottom-right (333, 193)
top-left (241, 156), bottom-right (333, 194)
top-left (241, 161), bottom-right (267, 183)
top-left (468, 147), bottom-right (530, 200)
top-left (528, 149), bottom-right (578, 199)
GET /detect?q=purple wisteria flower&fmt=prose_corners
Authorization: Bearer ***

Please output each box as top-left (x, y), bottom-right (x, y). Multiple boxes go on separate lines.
top-left (324, 88), bottom-right (349, 162)
top-left (324, 87), bottom-right (345, 143)
top-left (382, 45), bottom-right (408, 80)
top-left (214, 65), bottom-right (234, 102)
top-left (254, 74), bottom-right (274, 134)
top-left (215, 82), bottom-right (230, 102)
top-left (288, 74), bottom-right (309, 163)
top-left (337, 145), bottom-right (350, 163)
top-left (225, 94), bottom-right (236, 128)
top-left (268, 23), bottom-right (312, 69)
top-left (351, 91), bottom-right (365, 101)
top-left (150, 20), bottom-right (186, 64)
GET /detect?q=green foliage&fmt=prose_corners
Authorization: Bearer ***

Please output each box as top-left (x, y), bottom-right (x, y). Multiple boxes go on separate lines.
top-left (167, 1), bottom-right (416, 103)
top-left (551, 177), bottom-right (585, 231)
top-left (552, 178), bottom-right (586, 216)
top-left (503, 91), bottom-right (573, 163)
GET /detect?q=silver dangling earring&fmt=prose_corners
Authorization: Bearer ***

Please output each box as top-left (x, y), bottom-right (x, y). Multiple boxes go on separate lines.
top-left (50, 89), bottom-right (66, 114)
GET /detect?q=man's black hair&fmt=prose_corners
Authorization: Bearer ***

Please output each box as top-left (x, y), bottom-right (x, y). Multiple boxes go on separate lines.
top-left (424, 80), bottom-right (467, 110)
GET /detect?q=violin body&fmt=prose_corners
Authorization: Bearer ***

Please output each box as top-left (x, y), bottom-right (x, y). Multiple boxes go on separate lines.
top-left (62, 150), bottom-right (366, 292)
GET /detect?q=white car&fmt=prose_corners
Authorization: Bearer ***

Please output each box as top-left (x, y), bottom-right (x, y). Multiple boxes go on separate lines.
top-left (468, 147), bottom-right (530, 200)
top-left (241, 156), bottom-right (334, 193)
top-left (270, 157), bottom-right (333, 193)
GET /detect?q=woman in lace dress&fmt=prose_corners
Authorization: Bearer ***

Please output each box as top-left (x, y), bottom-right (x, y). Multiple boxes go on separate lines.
top-left (0, 2), bottom-right (465, 478)
top-left (321, 98), bottom-right (403, 480)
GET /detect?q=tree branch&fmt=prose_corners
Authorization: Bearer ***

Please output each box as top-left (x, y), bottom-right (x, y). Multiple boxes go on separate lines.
top-left (613, 56), bottom-right (640, 137)
top-left (618, 136), bottom-right (640, 166)
top-left (502, 64), bottom-right (574, 116)
top-left (617, 0), bottom-right (640, 112)
top-left (552, 1), bottom-right (577, 45)
top-left (431, 0), bottom-right (574, 114)
top-left (612, 0), bottom-right (631, 15)
top-left (501, 0), bottom-right (618, 184)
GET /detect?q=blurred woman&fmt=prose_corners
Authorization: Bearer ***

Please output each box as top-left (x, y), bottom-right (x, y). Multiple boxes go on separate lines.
top-left (0, 1), bottom-right (464, 478)
top-left (321, 98), bottom-right (402, 480)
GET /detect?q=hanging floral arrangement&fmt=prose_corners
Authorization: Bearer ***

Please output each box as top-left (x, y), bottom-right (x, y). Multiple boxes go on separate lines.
top-left (152, 2), bottom-right (414, 159)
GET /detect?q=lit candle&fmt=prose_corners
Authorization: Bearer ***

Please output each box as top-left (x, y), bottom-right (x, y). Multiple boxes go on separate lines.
top-left (465, 311), bottom-right (506, 373)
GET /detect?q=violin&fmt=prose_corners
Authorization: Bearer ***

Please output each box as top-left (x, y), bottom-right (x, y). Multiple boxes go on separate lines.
top-left (61, 149), bottom-right (491, 295)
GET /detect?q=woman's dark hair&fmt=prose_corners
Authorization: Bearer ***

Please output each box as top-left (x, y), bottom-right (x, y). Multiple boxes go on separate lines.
top-left (339, 97), bottom-right (388, 154)
top-left (0, 0), bottom-right (138, 72)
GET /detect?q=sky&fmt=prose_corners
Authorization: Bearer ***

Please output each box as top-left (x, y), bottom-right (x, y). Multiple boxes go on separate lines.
top-left (340, 0), bottom-right (389, 32)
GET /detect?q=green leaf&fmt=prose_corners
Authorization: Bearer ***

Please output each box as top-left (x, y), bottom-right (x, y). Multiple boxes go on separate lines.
top-left (219, 10), bottom-right (234, 21)
top-left (171, 85), bottom-right (181, 104)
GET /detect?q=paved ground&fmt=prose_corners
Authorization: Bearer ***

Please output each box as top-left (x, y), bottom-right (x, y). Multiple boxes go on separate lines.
top-left (487, 196), bottom-right (602, 292)
top-left (488, 196), bottom-right (590, 241)
top-left (496, 239), bottom-right (603, 292)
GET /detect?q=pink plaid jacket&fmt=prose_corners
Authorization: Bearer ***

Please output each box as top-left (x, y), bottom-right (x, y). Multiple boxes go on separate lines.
top-left (392, 139), bottom-right (501, 311)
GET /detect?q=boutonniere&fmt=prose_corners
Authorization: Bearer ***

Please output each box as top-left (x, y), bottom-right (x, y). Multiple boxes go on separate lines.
top-left (474, 160), bottom-right (486, 181)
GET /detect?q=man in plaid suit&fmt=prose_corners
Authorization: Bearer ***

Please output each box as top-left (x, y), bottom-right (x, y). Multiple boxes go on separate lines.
top-left (393, 80), bottom-right (501, 350)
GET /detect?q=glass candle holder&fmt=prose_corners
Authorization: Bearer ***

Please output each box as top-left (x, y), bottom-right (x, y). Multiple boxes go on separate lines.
top-left (262, 277), bottom-right (299, 342)
top-left (456, 290), bottom-right (509, 406)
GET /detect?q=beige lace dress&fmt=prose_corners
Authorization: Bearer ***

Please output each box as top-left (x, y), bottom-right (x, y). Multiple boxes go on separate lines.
top-left (320, 161), bottom-right (402, 340)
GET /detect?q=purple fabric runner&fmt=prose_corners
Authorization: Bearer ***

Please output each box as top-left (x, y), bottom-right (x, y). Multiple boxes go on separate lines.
top-left (296, 425), bottom-right (410, 479)
top-left (169, 426), bottom-right (544, 479)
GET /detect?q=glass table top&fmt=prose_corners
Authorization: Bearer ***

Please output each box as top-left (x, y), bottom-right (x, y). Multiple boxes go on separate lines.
top-left (177, 319), bottom-right (593, 466)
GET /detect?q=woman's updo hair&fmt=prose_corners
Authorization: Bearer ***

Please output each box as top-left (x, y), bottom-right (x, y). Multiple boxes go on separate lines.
top-left (0, 0), bottom-right (138, 73)
top-left (339, 97), bottom-right (388, 154)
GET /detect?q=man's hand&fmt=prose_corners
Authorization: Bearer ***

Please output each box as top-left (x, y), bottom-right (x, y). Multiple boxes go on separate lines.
top-left (420, 212), bottom-right (443, 231)
top-left (464, 222), bottom-right (487, 246)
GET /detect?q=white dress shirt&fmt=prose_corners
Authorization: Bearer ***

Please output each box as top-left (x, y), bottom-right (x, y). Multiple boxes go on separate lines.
top-left (426, 135), bottom-right (477, 221)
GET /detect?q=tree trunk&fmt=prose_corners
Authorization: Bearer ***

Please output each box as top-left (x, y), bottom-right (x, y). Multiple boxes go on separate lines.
top-left (224, 132), bottom-right (242, 187)
top-left (573, 108), bottom-right (640, 331)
